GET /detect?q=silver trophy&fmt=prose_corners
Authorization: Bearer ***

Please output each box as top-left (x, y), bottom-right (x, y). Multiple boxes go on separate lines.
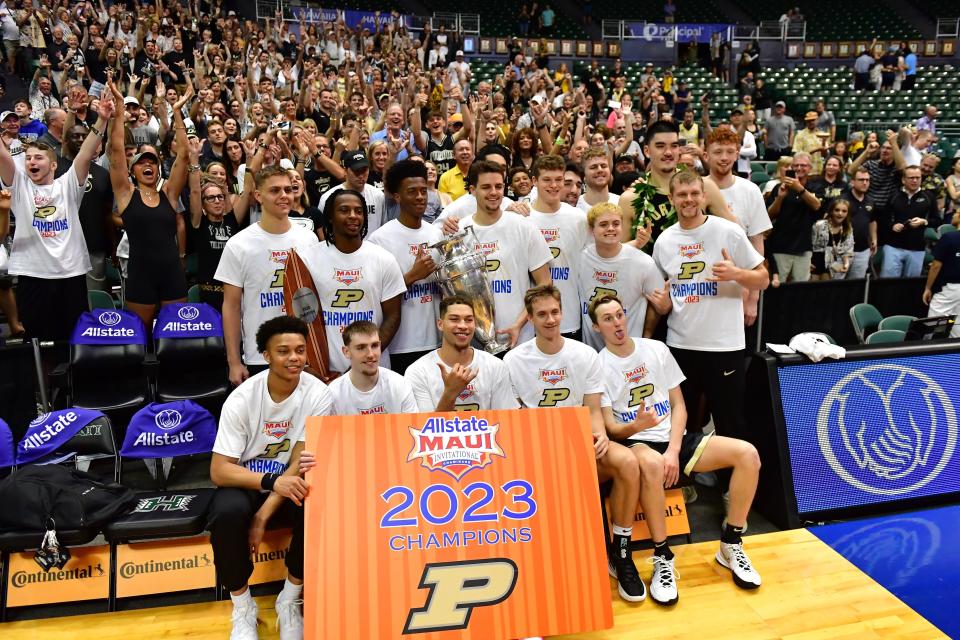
top-left (427, 226), bottom-right (507, 354)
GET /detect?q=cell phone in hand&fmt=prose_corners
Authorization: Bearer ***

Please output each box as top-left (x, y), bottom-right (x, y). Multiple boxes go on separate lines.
top-left (785, 169), bottom-right (796, 179)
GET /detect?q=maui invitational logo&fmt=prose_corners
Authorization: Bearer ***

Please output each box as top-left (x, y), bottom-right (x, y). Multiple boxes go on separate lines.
top-left (408, 415), bottom-right (505, 481)
top-left (593, 269), bottom-right (616, 285)
top-left (155, 409), bottom-right (182, 431)
top-left (98, 311), bottom-right (122, 326)
top-left (816, 364), bottom-right (957, 495)
top-left (177, 306), bottom-right (201, 321)
top-left (679, 243), bottom-right (704, 259)
top-left (335, 268), bottom-right (362, 285)
top-left (539, 368), bottom-right (567, 385)
top-left (624, 365), bottom-right (648, 384)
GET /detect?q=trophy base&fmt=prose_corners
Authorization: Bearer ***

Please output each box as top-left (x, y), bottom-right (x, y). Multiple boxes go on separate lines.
top-left (483, 341), bottom-right (510, 355)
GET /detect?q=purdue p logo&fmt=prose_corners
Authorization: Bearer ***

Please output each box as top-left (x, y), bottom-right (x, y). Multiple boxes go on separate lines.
top-left (331, 289), bottom-right (364, 307)
top-left (677, 261), bottom-right (706, 280)
top-left (403, 559), bottom-right (518, 633)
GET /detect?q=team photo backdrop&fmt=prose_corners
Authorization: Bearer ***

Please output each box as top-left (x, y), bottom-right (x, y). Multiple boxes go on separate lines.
top-left (303, 408), bottom-right (614, 639)
top-left (778, 353), bottom-right (960, 515)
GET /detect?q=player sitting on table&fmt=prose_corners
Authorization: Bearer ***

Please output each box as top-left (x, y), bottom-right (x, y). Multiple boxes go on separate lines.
top-left (208, 315), bottom-right (334, 640)
top-left (327, 319), bottom-right (419, 415)
top-left (589, 293), bottom-right (762, 605)
top-left (503, 284), bottom-right (646, 603)
top-left (405, 294), bottom-right (520, 411)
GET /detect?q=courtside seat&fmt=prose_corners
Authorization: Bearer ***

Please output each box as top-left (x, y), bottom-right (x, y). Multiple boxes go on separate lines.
top-left (866, 329), bottom-right (906, 344)
top-left (53, 342), bottom-right (149, 413)
top-left (103, 489), bottom-right (214, 543)
top-left (849, 303), bottom-right (883, 343)
top-left (0, 527), bottom-right (99, 553)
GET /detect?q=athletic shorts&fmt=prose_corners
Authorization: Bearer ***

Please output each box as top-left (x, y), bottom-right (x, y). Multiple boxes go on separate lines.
top-left (617, 431), bottom-right (713, 477)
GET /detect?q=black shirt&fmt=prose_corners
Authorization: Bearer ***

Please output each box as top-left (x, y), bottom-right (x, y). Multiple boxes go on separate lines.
top-left (190, 213), bottom-right (239, 287)
top-left (55, 160), bottom-right (115, 255)
top-left (844, 191), bottom-right (877, 252)
top-left (808, 176), bottom-right (846, 213)
top-left (886, 188), bottom-right (941, 251)
top-left (932, 230), bottom-right (960, 292)
top-left (766, 184), bottom-right (820, 254)
top-left (304, 167), bottom-right (341, 205)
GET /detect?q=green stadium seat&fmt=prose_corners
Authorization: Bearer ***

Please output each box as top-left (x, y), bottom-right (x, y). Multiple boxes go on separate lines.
top-left (88, 290), bottom-right (117, 311)
top-left (866, 329), bottom-right (906, 344)
top-left (849, 303), bottom-right (883, 343)
top-left (878, 315), bottom-right (916, 332)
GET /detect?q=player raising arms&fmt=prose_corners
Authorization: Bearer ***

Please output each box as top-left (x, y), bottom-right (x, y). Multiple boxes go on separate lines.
top-left (327, 320), bottom-right (419, 415)
top-left (589, 293), bottom-right (762, 605)
top-left (209, 316), bottom-right (334, 640)
top-left (503, 285), bottom-right (645, 603)
top-left (405, 295), bottom-right (519, 412)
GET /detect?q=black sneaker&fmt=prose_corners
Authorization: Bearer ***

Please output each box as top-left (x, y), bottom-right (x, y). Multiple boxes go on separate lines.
top-left (608, 556), bottom-right (646, 602)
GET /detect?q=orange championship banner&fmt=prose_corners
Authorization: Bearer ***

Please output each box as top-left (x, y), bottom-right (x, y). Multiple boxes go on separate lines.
top-left (304, 407), bottom-right (614, 639)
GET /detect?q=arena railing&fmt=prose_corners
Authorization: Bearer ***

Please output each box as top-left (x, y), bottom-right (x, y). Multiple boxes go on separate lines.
top-left (936, 18), bottom-right (959, 39)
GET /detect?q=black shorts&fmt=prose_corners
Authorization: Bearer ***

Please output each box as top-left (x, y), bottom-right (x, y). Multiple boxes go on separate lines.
top-left (16, 274), bottom-right (88, 342)
top-left (125, 259), bottom-right (187, 305)
top-left (617, 431), bottom-right (713, 478)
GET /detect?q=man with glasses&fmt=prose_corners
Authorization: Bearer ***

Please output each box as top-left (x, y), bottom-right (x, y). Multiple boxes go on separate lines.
top-left (765, 152), bottom-right (822, 282)
top-left (844, 168), bottom-right (878, 279)
top-left (847, 130), bottom-right (907, 211)
top-left (881, 165), bottom-right (940, 278)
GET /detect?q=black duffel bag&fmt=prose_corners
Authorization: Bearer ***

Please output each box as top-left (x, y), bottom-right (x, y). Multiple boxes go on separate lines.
top-left (0, 465), bottom-right (137, 533)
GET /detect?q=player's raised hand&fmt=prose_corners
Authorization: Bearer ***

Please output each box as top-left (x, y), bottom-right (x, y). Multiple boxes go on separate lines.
top-left (439, 362), bottom-right (477, 395)
top-left (631, 401), bottom-right (665, 432)
top-left (708, 248), bottom-right (739, 282)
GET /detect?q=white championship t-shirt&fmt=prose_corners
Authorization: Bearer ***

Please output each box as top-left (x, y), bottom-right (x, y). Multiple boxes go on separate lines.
top-left (213, 369), bottom-right (334, 476)
top-left (328, 367), bottom-right (419, 415)
top-left (405, 349), bottom-right (520, 412)
top-left (367, 219), bottom-right (444, 354)
top-left (318, 183), bottom-right (386, 234)
top-left (8, 165), bottom-right (90, 278)
top-left (577, 243), bottom-right (664, 350)
top-left (299, 241), bottom-right (406, 373)
top-left (457, 212), bottom-right (553, 345)
top-left (528, 203), bottom-right (591, 334)
top-left (504, 337), bottom-right (607, 408)
top-left (214, 222), bottom-right (319, 366)
top-left (653, 216), bottom-right (764, 351)
top-left (599, 337), bottom-right (686, 443)
top-left (576, 192), bottom-right (619, 214)
top-left (718, 176), bottom-right (773, 238)
top-left (434, 192), bottom-right (514, 224)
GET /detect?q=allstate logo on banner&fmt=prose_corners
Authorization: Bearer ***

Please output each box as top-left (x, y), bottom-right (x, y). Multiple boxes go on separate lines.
top-left (178, 306), bottom-right (200, 321)
top-left (155, 409), bottom-right (182, 431)
top-left (154, 303), bottom-right (222, 339)
top-left (99, 311), bottom-right (122, 326)
top-left (816, 364), bottom-right (958, 495)
top-left (71, 309), bottom-right (146, 345)
top-left (407, 415), bottom-right (505, 481)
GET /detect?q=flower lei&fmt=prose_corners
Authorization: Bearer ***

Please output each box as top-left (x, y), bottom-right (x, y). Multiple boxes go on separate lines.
top-left (629, 166), bottom-right (686, 238)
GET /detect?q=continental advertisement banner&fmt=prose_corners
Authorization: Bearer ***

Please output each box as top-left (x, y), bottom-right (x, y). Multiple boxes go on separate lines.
top-left (605, 488), bottom-right (691, 541)
top-left (6, 545), bottom-right (110, 607)
top-left (303, 407), bottom-right (614, 639)
top-left (115, 535), bottom-right (215, 598)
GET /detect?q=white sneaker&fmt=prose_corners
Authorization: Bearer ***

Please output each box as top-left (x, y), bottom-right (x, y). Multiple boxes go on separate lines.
top-left (230, 601), bottom-right (259, 640)
top-left (716, 542), bottom-right (762, 589)
top-left (648, 555), bottom-right (679, 606)
top-left (276, 593), bottom-right (304, 640)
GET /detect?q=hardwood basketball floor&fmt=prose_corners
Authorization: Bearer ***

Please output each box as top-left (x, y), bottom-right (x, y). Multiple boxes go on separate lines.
top-left (0, 529), bottom-right (944, 639)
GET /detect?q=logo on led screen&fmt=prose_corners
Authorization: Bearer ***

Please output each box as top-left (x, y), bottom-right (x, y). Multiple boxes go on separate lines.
top-left (816, 364), bottom-right (957, 495)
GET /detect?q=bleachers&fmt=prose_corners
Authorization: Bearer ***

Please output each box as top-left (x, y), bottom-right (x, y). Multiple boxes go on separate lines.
top-left (589, 0), bottom-right (725, 22)
top-left (732, 0), bottom-right (922, 40)
top-left (415, 2), bottom-right (587, 39)
top-left (921, 1), bottom-right (960, 20)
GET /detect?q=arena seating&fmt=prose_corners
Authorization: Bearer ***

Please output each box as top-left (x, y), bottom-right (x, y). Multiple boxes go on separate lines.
top-left (586, 0), bottom-right (725, 23)
top-left (731, 0), bottom-right (922, 40)
top-left (414, 1), bottom-right (588, 39)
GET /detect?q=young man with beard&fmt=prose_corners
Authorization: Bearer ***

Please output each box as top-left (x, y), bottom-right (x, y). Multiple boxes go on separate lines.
top-left (216, 166), bottom-right (320, 386)
top-left (619, 121), bottom-right (733, 253)
top-left (318, 150), bottom-right (386, 234)
top-left (301, 189), bottom-right (405, 375)
top-left (578, 202), bottom-right (667, 350)
top-left (456, 160), bottom-right (553, 348)
top-left (529, 155), bottom-right (592, 340)
top-left (503, 285), bottom-right (646, 603)
top-left (562, 161), bottom-right (584, 207)
top-left (704, 127), bottom-right (772, 326)
top-left (405, 295), bottom-right (519, 412)
top-left (0, 96), bottom-right (111, 341)
top-left (328, 320), bottom-right (419, 414)
top-left (653, 171), bottom-right (767, 444)
top-left (590, 294), bottom-right (762, 604)
top-left (577, 149), bottom-right (619, 212)
top-left (209, 315), bottom-right (334, 640)
top-left (368, 160), bottom-right (444, 374)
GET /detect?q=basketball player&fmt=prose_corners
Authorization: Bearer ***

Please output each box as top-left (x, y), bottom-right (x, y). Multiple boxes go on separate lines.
top-left (456, 160), bottom-right (553, 348)
top-left (578, 202), bottom-right (669, 350)
top-left (503, 285), bottom-right (646, 603)
top-left (618, 120), bottom-right (733, 251)
top-left (405, 295), bottom-right (519, 411)
top-left (209, 316), bottom-right (334, 640)
top-left (703, 127), bottom-right (772, 326)
top-left (216, 166), bottom-right (320, 386)
top-left (578, 150), bottom-right (620, 212)
top-left (327, 320), bottom-right (419, 415)
top-left (368, 160), bottom-right (443, 374)
top-left (318, 150), bottom-right (386, 234)
top-left (528, 154), bottom-right (591, 340)
top-left (652, 171), bottom-right (767, 443)
top-left (590, 293), bottom-right (762, 604)
top-left (299, 189), bottom-right (405, 374)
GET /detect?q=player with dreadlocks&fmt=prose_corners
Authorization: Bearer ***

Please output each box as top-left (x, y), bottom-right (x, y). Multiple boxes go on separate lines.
top-left (299, 188), bottom-right (406, 375)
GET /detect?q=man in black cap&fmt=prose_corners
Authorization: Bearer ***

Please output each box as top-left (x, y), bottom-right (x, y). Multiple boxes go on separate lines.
top-left (317, 150), bottom-right (386, 234)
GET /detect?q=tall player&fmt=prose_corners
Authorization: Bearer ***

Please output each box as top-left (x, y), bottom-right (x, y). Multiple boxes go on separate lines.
top-left (590, 293), bottom-right (762, 604)
top-left (504, 285), bottom-right (646, 603)
top-left (209, 316), bottom-right (334, 640)
top-left (618, 120), bottom-right (733, 251)
top-left (456, 160), bottom-right (553, 348)
top-left (368, 160), bottom-right (444, 374)
top-left (703, 127), bottom-right (772, 326)
top-left (528, 154), bottom-right (591, 340)
top-left (578, 202), bottom-right (668, 350)
top-left (405, 295), bottom-right (519, 412)
top-left (327, 320), bottom-right (419, 415)
top-left (299, 189), bottom-right (406, 375)
top-left (216, 166), bottom-right (320, 385)
top-left (652, 171), bottom-right (767, 443)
